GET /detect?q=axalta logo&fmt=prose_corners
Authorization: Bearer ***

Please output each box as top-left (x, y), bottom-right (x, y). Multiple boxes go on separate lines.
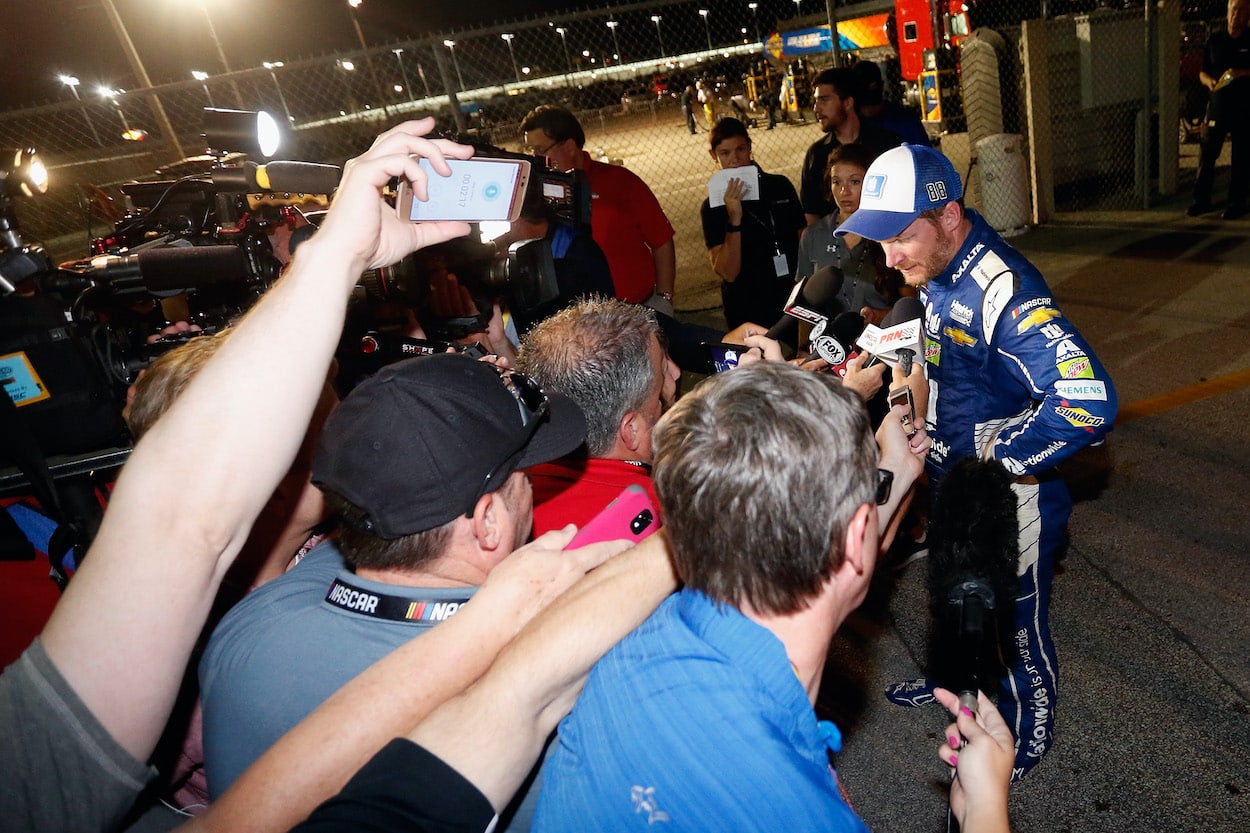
top-left (1054, 380), bottom-right (1107, 401)
top-left (950, 242), bottom-right (985, 283)
top-left (943, 326), bottom-right (977, 347)
top-left (1010, 297), bottom-right (1054, 317)
top-left (950, 300), bottom-right (974, 326)
top-left (1016, 307), bottom-right (1062, 335)
top-left (1053, 339), bottom-right (1085, 361)
top-left (1055, 402), bottom-right (1104, 431)
top-left (1058, 356), bottom-right (1093, 379)
top-left (327, 584), bottom-right (379, 614)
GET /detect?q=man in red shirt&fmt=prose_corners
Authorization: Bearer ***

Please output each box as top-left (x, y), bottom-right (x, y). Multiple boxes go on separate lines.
top-left (517, 297), bottom-right (680, 534)
top-left (521, 105), bottom-right (677, 312)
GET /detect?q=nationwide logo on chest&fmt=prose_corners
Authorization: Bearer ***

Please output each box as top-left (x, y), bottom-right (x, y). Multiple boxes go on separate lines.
top-left (1055, 400), bottom-right (1104, 432)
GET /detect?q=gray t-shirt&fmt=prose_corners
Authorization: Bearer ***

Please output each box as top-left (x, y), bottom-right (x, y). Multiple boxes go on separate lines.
top-left (0, 638), bottom-right (156, 833)
top-left (199, 541), bottom-right (478, 798)
top-left (796, 214), bottom-right (893, 314)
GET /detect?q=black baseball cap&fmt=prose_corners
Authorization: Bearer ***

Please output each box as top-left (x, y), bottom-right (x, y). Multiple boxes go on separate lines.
top-left (312, 353), bottom-right (586, 539)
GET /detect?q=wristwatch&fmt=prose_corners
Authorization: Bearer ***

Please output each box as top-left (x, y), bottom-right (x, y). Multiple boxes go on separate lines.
top-left (726, 224), bottom-right (742, 232)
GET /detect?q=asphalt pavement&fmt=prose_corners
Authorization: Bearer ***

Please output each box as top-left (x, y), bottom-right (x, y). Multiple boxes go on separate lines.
top-left (789, 196), bottom-right (1250, 832)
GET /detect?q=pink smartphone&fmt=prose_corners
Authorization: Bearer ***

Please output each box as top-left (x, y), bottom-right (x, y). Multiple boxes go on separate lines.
top-left (566, 485), bottom-right (660, 549)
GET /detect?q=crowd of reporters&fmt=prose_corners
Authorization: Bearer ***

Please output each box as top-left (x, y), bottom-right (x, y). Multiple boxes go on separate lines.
top-left (0, 64), bottom-right (1060, 831)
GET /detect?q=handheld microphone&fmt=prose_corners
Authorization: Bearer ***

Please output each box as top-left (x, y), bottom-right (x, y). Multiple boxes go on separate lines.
top-left (809, 311), bottom-right (865, 373)
top-left (83, 245), bottom-right (250, 294)
top-left (764, 265), bottom-right (845, 341)
top-left (857, 296), bottom-right (924, 373)
top-left (210, 161), bottom-right (342, 195)
top-left (926, 457), bottom-right (1019, 711)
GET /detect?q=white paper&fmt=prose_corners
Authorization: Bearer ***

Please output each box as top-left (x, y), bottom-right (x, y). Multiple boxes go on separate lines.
top-left (707, 166), bottom-right (761, 208)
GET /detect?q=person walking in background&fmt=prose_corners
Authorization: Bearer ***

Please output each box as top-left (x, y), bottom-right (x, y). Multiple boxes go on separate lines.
top-left (680, 84), bottom-right (699, 134)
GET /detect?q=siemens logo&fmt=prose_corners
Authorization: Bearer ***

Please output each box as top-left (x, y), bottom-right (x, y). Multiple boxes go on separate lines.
top-left (1054, 380), bottom-right (1107, 401)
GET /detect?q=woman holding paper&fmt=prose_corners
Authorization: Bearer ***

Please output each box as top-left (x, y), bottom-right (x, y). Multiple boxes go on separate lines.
top-left (700, 118), bottom-right (806, 330)
top-left (794, 143), bottom-right (908, 326)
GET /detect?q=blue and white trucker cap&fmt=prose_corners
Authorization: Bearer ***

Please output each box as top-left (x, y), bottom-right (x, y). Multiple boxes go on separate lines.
top-left (835, 144), bottom-right (963, 241)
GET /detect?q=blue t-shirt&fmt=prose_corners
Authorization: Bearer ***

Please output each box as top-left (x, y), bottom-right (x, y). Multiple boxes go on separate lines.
top-left (533, 589), bottom-right (868, 832)
top-left (198, 542), bottom-right (475, 798)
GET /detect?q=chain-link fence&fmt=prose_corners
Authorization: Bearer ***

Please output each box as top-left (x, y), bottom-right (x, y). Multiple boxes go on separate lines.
top-left (2, 0), bottom-right (1196, 317)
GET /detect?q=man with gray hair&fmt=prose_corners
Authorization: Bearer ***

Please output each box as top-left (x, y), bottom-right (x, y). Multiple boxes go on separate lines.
top-left (517, 296), bottom-right (680, 533)
top-left (531, 362), bottom-right (989, 832)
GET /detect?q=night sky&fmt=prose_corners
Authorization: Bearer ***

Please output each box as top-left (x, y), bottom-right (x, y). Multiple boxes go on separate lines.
top-left (0, 0), bottom-right (585, 111)
top-left (2, 0), bottom-right (804, 112)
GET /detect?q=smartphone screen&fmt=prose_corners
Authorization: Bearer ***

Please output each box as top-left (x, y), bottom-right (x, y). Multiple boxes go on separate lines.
top-left (703, 342), bottom-right (743, 374)
top-left (399, 157), bottom-right (530, 222)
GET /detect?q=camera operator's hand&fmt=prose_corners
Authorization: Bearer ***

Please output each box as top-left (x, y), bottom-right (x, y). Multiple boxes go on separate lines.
top-left (314, 119), bottom-right (474, 273)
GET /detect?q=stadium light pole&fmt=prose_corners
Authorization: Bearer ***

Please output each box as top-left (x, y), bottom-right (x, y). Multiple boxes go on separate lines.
top-left (59, 74), bottom-right (104, 147)
top-left (501, 34), bottom-right (521, 83)
top-left (443, 40), bottom-right (465, 91)
top-left (554, 26), bottom-right (573, 74)
top-left (346, 0), bottom-right (391, 112)
top-left (651, 15), bottom-right (666, 59)
top-left (96, 0), bottom-right (186, 157)
top-left (392, 49), bottom-right (416, 102)
top-left (262, 61), bottom-right (295, 124)
top-left (191, 70), bottom-right (215, 107)
top-left (748, 3), bottom-right (761, 44)
top-left (189, 0), bottom-right (245, 108)
top-left (606, 19), bottom-right (621, 63)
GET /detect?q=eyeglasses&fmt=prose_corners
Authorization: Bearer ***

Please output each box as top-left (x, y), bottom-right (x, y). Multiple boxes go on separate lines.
top-left (464, 366), bottom-right (550, 517)
top-left (528, 139), bottom-right (560, 158)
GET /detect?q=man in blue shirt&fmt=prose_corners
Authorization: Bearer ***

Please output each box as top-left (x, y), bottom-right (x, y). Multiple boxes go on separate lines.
top-left (533, 361), bottom-right (930, 832)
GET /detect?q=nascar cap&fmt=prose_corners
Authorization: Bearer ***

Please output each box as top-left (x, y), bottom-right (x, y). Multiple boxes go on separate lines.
top-left (835, 144), bottom-right (963, 241)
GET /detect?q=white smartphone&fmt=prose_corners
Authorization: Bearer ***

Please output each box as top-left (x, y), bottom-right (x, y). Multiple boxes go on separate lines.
top-left (395, 157), bottom-right (531, 223)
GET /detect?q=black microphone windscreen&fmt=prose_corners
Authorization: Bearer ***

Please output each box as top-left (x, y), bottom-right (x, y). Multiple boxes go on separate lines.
top-left (880, 296), bottom-right (926, 329)
top-left (926, 457), bottom-right (1020, 697)
top-left (830, 311), bottom-right (865, 347)
top-left (258, 161), bottom-right (342, 195)
top-left (803, 265), bottom-right (845, 307)
top-left (136, 246), bottom-right (250, 292)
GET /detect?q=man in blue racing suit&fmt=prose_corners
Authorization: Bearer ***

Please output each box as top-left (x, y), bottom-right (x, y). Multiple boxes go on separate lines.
top-left (837, 144), bottom-right (1118, 780)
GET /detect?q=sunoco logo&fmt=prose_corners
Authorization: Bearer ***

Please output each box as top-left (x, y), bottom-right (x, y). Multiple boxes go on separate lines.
top-left (1055, 403), bottom-right (1104, 431)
